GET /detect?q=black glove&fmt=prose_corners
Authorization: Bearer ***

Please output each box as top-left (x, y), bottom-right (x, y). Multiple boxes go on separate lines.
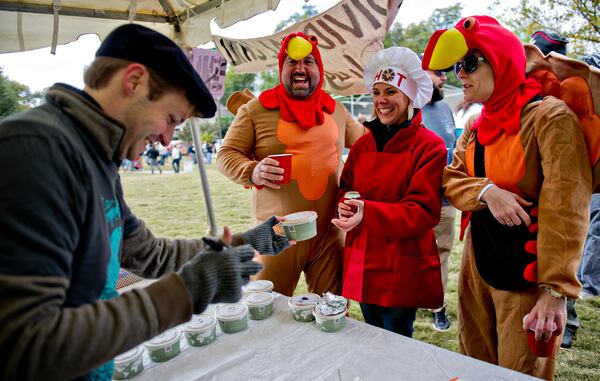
top-left (178, 244), bottom-right (262, 314)
top-left (242, 216), bottom-right (291, 256)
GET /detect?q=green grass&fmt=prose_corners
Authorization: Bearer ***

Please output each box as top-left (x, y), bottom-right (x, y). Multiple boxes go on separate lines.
top-left (121, 162), bottom-right (599, 380)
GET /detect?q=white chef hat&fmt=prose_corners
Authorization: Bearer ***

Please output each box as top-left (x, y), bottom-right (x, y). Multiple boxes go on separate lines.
top-left (364, 47), bottom-right (433, 109)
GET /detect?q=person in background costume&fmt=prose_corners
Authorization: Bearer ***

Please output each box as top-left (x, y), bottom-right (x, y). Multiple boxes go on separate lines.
top-left (421, 65), bottom-right (457, 332)
top-left (331, 47), bottom-right (446, 338)
top-left (422, 16), bottom-right (592, 380)
top-left (0, 24), bottom-right (290, 381)
top-left (529, 30), bottom-right (568, 56)
top-left (559, 53), bottom-right (600, 349)
top-left (217, 32), bottom-right (366, 296)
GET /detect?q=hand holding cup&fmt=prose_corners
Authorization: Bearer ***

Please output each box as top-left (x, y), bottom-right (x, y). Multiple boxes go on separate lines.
top-left (251, 154), bottom-right (292, 189)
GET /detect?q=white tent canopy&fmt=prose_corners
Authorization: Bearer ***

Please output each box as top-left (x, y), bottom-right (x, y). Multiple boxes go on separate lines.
top-left (0, 0), bottom-right (281, 53)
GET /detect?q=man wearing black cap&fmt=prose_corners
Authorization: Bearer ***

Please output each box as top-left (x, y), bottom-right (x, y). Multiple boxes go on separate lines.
top-left (0, 24), bottom-right (291, 381)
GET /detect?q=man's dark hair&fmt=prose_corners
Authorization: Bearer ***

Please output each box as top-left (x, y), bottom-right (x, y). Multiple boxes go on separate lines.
top-left (84, 57), bottom-right (179, 102)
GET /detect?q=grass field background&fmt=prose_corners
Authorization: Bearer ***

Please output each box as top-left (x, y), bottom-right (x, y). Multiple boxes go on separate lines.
top-left (121, 162), bottom-right (600, 380)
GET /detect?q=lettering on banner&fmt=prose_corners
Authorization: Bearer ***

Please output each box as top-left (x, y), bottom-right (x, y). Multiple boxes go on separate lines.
top-left (324, 70), bottom-right (354, 91)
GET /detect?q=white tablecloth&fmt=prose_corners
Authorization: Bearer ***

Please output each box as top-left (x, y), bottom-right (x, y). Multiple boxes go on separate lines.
top-left (119, 290), bottom-right (542, 381)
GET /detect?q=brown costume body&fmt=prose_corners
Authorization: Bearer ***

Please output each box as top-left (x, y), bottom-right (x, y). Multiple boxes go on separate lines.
top-left (446, 97), bottom-right (591, 379)
top-left (218, 97), bottom-right (364, 295)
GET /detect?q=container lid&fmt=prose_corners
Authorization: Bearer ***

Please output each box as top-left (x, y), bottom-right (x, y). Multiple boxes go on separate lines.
top-left (114, 345), bottom-right (144, 364)
top-left (289, 293), bottom-right (321, 308)
top-left (144, 330), bottom-right (181, 349)
top-left (215, 303), bottom-right (249, 321)
top-left (280, 211), bottom-right (318, 225)
top-left (344, 191), bottom-right (361, 199)
top-left (244, 280), bottom-right (274, 293)
top-left (243, 292), bottom-right (274, 307)
top-left (183, 314), bottom-right (216, 332)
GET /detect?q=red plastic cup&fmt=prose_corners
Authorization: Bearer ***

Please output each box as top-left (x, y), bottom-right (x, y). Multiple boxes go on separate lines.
top-left (526, 319), bottom-right (558, 357)
top-left (268, 154), bottom-right (292, 185)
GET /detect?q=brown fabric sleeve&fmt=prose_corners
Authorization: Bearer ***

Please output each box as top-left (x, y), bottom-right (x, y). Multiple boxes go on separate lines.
top-left (0, 273), bottom-right (191, 381)
top-left (442, 119), bottom-right (492, 211)
top-left (533, 99), bottom-right (592, 298)
top-left (216, 103), bottom-right (258, 186)
top-left (120, 220), bottom-right (205, 278)
top-left (343, 108), bottom-right (367, 147)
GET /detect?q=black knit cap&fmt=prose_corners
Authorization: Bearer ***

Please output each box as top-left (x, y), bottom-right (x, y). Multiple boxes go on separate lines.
top-left (530, 30), bottom-right (568, 56)
top-left (96, 24), bottom-right (216, 118)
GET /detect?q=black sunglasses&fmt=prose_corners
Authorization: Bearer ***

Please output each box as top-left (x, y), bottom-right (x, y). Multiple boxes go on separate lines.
top-left (454, 54), bottom-right (486, 77)
top-left (433, 70), bottom-right (446, 78)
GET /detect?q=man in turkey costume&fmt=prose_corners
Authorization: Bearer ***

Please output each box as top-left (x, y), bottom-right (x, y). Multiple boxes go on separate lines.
top-left (218, 32), bottom-right (366, 296)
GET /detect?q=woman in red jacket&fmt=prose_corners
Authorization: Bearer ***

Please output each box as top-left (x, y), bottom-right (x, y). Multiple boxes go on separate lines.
top-left (331, 47), bottom-right (447, 337)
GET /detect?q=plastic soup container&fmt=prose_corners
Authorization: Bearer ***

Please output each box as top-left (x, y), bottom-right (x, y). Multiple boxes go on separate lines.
top-left (113, 346), bottom-right (144, 380)
top-left (243, 292), bottom-right (275, 320)
top-left (288, 293), bottom-right (321, 322)
top-left (312, 292), bottom-right (348, 333)
top-left (182, 314), bottom-right (217, 347)
top-left (313, 306), bottom-right (348, 333)
top-left (216, 303), bottom-right (249, 333)
top-left (144, 330), bottom-right (181, 363)
top-left (344, 191), bottom-right (362, 213)
top-left (280, 211), bottom-right (318, 241)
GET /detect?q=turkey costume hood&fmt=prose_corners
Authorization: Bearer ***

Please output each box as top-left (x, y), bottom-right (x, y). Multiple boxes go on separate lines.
top-left (422, 15), bottom-right (542, 145)
top-left (258, 32), bottom-right (335, 129)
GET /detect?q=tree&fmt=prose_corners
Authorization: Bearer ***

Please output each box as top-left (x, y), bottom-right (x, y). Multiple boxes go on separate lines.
top-left (274, 5), bottom-right (318, 33)
top-left (258, 70), bottom-right (279, 92)
top-left (176, 121), bottom-right (219, 144)
top-left (384, 4), bottom-right (464, 88)
top-left (0, 67), bottom-right (35, 118)
top-left (491, 0), bottom-right (599, 56)
top-left (221, 68), bottom-right (256, 107)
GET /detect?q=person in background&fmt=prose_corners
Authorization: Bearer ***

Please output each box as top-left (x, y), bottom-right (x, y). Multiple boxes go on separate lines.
top-left (530, 30), bottom-right (568, 56)
top-left (146, 142), bottom-right (162, 174)
top-left (331, 47), bottom-right (447, 338)
top-left (188, 143), bottom-right (197, 164)
top-left (0, 24), bottom-right (292, 381)
top-left (205, 141), bottom-right (214, 164)
top-left (157, 142), bottom-right (168, 166)
top-left (171, 143), bottom-right (181, 173)
top-left (217, 32), bottom-right (366, 296)
top-left (422, 16), bottom-right (591, 379)
top-left (561, 53), bottom-right (600, 349)
top-left (421, 64), bottom-right (457, 332)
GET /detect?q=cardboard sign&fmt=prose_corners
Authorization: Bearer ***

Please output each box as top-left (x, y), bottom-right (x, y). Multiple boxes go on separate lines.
top-left (190, 48), bottom-right (228, 100)
top-left (212, 0), bottom-right (403, 95)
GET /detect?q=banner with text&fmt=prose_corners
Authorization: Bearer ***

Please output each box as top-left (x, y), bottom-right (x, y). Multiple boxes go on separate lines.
top-left (190, 48), bottom-right (228, 100)
top-left (212, 0), bottom-right (403, 96)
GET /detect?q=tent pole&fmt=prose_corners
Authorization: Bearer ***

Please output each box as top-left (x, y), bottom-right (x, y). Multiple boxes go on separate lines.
top-left (216, 101), bottom-right (223, 141)
top-left (190, 117), bottom-right (218, 238)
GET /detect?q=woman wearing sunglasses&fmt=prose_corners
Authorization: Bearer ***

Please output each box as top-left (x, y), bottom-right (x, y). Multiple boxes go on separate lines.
top-left (422, 16), bottom-right (591, 380)
top-left (331, 47), bottom-right (447, 337)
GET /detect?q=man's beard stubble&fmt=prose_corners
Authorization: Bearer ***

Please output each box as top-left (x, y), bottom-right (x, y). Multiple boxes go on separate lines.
top-left (431, 85), bottom-right (444, 103)
top-left (284, 76), bottom-right (317, 99)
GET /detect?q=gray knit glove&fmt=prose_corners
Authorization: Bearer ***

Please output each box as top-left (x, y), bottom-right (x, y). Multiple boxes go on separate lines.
top-left (242, 216), bottom-right (291, 256)
top-left (178, 244), bottom-right (262, 314)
